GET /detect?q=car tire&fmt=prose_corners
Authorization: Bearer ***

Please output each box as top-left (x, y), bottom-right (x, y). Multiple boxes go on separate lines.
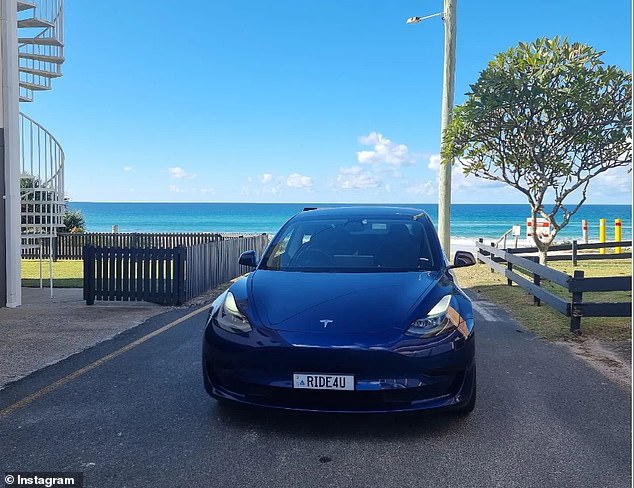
top-left (453, 365), bottom-right (476, 416)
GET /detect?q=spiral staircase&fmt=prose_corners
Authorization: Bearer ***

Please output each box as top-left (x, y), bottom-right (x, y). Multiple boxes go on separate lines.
top-left (17, 0), bottom-right (65, 266)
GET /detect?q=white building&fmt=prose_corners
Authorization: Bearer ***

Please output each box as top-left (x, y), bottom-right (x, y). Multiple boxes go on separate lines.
top-left (1, 0), bottom-right (65, 307)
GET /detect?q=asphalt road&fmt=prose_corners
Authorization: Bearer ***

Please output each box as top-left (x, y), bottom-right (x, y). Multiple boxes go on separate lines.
top-left (0, 298), bottom-right (631, 488)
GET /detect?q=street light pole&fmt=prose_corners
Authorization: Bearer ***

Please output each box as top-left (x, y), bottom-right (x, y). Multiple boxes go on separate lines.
top-left (438, 0), bottom-right (457, 257)
top-left (407, 1), bottom-right (457, 257)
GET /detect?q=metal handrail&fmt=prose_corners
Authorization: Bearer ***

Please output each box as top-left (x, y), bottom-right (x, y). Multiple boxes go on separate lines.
top-left (18, 0), bottom-right (63, 40)
top-left (493, 227), bottom-right (518, 249)
top-left (19, 111), bottom-right (65, 155)
top-left (18, 0), bottom-right (64, 100)
top-left (19, 111), bottom-right (65, 239)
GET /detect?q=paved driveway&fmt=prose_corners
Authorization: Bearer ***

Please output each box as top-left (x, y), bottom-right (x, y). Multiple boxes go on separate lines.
top-left (0, 298), bottom-right (630, 488)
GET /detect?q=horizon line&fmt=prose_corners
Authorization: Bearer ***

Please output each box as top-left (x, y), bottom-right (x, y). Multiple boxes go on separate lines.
top-left (66, 201), bottom-right (633, 206)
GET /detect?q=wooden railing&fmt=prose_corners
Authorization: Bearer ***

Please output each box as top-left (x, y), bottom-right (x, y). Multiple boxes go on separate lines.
top-left (505, 240), bottom-right (632, 266)
top-left (476, 240), bottom-right (632, 333)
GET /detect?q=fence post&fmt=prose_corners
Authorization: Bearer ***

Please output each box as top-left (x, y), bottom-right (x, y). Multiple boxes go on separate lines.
top-left (506, 258), bottom-right (513, 286)
top-left (476, 238), bottom-right (483, 264)
top-left (490, 242), bottom-right (496, 273)
top-left (571, 240), bottom-right (578, 267)
top-left (530, 256), bottom-right (541, 306)
top-left (84, 245), bottom-right (95, 305)
top-left (52, 236), bottom-right (58, 262)
top-left (570, 269), bottom-right (584, 334)
top-left (176, 245), bottom-right (186, 305)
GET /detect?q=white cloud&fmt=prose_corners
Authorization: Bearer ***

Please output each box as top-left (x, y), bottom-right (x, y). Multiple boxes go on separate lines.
top-left (339, 166), bottom-right (363, 175)
top-left (592, 165), bottom-right (632, 192)
top-left (168, 166), bottom-right (197, 180)
top-left (428, 154), bottom-right (441, 171)
top-left (406, 181), bottom-right (435, 196)
top-left (259, 173), bottom-right (274, 184)
top-left (357, 132), bottom-right (413, 166)
top-left (376, 166), bottom-right (403, 178)
top-left (427, 153), bottom-right (492, 191)
top-left (169, 185), bottom-right (183, 193)
top-left (123, 166), bottom-right (133, 172)
top-left (336, 168), bottom-right (382, 189)
top-left (264, 186), bottom-right (281, 195)
top-left (587, 164), bottom-right (632, 199)
top-left (243, 172), bottom-right (314, 195)
top-left (199, 187), bottom-right (215, 194)
top-left (286, 173), bottom-right (313, 189)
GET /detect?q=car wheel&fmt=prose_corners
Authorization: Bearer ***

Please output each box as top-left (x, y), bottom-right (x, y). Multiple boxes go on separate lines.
top-left (453, 365), bottom-right (476, 416)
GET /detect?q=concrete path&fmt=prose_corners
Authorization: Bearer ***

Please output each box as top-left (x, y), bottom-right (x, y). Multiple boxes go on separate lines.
top-left (0, 294), bottom-right (630, 488)
top-left (0, 288), bottom-right (164, 388)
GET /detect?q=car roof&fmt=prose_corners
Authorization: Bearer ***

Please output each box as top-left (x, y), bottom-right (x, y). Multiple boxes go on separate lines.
top-left (292, 206), bottom-right (432, 222)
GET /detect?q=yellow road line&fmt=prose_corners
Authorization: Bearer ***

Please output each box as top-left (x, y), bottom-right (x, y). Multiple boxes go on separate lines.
top-left (0, 303), bottom-right (212, 418)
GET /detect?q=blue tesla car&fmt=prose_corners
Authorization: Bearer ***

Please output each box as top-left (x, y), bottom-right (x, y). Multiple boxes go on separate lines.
top-left (202, 207), bottom-right (477, 414)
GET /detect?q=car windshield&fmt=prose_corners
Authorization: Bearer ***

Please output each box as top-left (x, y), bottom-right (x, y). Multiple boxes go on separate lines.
top-left (260, 217), bottom-right (438, 272)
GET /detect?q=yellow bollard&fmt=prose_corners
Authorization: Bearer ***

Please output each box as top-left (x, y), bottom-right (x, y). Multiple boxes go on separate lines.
top-left (599, 218), bottom-right (606, 254)
top-left (615, 219), bottom-right (622, 254)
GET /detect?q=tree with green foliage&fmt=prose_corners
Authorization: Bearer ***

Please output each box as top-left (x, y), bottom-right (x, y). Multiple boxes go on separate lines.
top-left (63, 209), bottom-right (86, 233)
top-left (442, 37), bottom-right (632, 264)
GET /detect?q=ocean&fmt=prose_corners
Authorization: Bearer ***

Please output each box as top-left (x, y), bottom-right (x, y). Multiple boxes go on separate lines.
top-left (67, 202), bottom-right (632, 245)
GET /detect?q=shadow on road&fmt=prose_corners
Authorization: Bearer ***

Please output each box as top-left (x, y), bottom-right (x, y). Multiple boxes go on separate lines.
top-left (206, 399), bottom-right (470, 441)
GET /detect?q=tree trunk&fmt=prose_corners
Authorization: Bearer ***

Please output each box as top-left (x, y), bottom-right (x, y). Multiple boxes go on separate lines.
top-left (530, 208), bottom-right (552, 266)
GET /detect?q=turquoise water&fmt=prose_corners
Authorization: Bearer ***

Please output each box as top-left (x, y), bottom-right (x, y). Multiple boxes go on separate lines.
top-left (67, 202), bottom-right (632, 242)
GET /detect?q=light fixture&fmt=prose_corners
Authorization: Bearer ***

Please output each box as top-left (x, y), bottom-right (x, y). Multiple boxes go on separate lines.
top-left (405, 12), bottom-right (444, 24)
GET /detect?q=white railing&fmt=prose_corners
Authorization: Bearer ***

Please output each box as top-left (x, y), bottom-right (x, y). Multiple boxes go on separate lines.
top-left (19, 112), bottom-right (65, 239)
top-left (493, 227), bottom-right (520, 249)
top-left (18, 0), bottom-right (64, 100)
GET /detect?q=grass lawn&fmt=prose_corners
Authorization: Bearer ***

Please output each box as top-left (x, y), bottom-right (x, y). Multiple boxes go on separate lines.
top-left (21, 259), bottom-right (83, 288)
top-left (454, 257), bottom-right (632, 341)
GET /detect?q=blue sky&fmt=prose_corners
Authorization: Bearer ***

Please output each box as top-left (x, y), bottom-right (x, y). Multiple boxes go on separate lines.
top-left (24, 0), bottom-right (632, 204)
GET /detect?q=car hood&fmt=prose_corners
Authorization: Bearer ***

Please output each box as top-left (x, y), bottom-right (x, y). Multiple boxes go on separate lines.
top-left (249, 270), bottom-right (440, 334)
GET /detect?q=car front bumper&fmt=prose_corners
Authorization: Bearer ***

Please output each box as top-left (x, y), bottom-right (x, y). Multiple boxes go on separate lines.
top-left (202, 324), bottom-right (475, 413)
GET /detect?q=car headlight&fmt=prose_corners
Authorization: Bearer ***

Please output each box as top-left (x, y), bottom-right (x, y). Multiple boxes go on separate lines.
top-left (214, 291), bottom-right (252, 334)
top-left (406, 295), bottom-right (467, 338)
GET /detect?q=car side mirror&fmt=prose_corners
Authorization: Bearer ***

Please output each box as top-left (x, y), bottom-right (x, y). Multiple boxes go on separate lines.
top-left (447, 250), bottom-right (476, 269)
top-left (239, 250), bottom-right (258, 268)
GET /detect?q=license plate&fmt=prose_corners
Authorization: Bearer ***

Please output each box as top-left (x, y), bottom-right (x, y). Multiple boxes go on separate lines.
top-left (293, 373), bottom-right (354, 391)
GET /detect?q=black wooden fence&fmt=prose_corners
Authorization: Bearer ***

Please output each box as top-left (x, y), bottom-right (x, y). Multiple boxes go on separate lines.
top-left (23, 232), bottom-right (224, 260)
top-left (506, 240), bottom-right (632, 265)
top-left (83, 246), bottom-right (186, 305)
top-left (83, 234), bottom-right (270, 306)
top-left (476, 240), bottom-right (632, 333)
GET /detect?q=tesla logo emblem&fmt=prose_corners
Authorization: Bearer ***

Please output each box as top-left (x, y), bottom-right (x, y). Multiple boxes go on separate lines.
top-left (320, 319), bottom-right (334, 328)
